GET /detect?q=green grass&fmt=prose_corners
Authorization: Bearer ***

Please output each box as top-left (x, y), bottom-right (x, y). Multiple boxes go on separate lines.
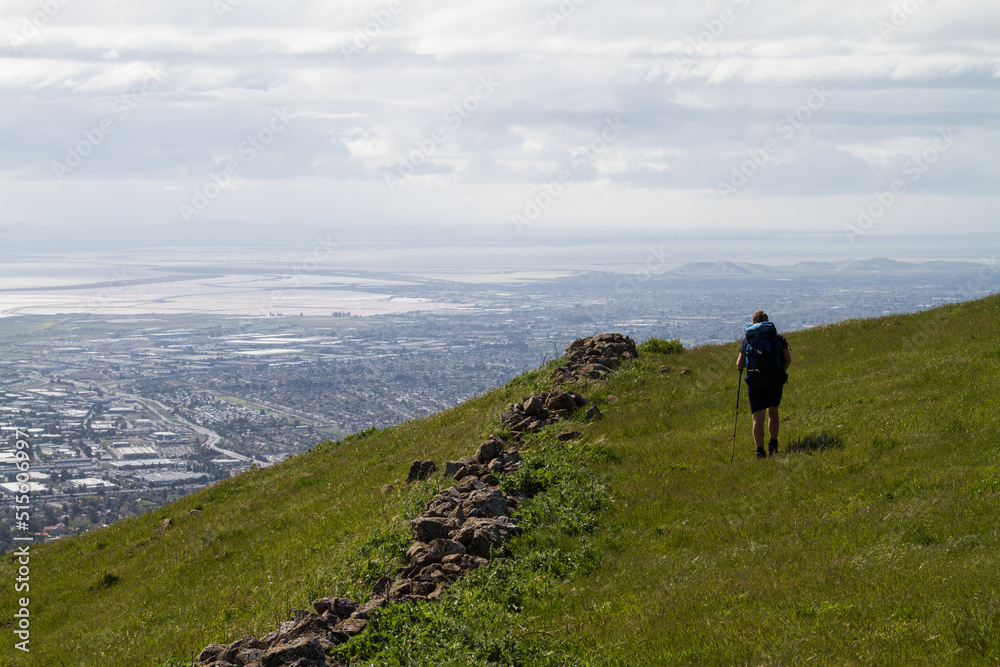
top-left (3, 296), bottom-right (1000, 665)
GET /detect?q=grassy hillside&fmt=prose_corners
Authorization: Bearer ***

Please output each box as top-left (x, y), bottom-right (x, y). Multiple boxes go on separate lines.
top-left (3, 295), bottom-right (1000, 665)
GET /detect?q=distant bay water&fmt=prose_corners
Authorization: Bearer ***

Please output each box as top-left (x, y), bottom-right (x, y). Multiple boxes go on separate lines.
top-left (0, 232), bottom-right (995, 318)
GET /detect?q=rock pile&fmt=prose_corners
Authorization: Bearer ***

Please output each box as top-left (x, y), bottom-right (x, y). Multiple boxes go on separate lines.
top-left (194, 333), bottom-right (638, 667)
top-left (196, 601), bottom-right (365, 667)
top-left (195, 441), bottom-right (528, 667)
top-left (400, 465), bottom-right (524, 591)
top-left (551, 333), bottom-right (638, 383)
top-left (500, 389), bottom-right (586, 436)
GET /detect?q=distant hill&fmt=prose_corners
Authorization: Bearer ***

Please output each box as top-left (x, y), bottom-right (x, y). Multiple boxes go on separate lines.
top-left (669, 257), bottom-right (988, 277)
top-left (3, 295), bottom-right (1000, 665)
top-left (666, 260), bottom-right (769, 276)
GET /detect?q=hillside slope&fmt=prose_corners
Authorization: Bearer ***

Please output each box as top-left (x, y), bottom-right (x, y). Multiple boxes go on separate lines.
top-left (3, 295), bottom-right (1000, 665)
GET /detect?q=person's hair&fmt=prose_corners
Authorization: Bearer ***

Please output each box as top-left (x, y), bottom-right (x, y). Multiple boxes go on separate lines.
top-left (752, 310), bottom-right (769, 323)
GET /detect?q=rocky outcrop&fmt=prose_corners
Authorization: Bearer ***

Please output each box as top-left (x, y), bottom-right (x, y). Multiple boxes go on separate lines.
top-left (193, 333), bottom-right (637, 667)
top-left (500, 389), bottom-right (587, 436)
top-left (195, 443), bottom-right (526, 667)
top-left (551, 333), bottom-right (638, 383)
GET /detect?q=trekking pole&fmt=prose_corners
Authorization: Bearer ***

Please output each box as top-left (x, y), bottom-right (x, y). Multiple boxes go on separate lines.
top-left (731, 368), bottom-right (743, 463)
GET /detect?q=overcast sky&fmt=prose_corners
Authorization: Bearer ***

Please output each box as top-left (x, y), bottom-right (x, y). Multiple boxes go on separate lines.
top-left (1, 0), bottom-right (997, 247)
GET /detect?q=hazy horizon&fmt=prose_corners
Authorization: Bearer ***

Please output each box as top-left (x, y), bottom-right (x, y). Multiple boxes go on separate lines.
top-left (2, 237), bottom-right (997, 319)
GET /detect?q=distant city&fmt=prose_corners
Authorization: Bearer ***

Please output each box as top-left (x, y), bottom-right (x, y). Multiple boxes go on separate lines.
top-left (2, 253), bottom-right (999, 552)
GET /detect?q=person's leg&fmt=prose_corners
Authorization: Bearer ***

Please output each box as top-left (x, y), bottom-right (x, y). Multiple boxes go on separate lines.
top-left (751, 409), bottom-right (766, 456)
top-left (767, 406), bottom-right (779, 439)
top-left (767, 406), bottom-right (780, 454)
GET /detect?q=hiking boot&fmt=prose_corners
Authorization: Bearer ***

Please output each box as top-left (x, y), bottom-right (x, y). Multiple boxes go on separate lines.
top-left (756, 446), bottom-right (767, 459)
top-left (768, 439), bottom-right (779, 456)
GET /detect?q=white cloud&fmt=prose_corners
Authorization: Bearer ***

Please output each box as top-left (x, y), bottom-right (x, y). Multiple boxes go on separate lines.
top-left (0, 0), bottom-right (997, 240)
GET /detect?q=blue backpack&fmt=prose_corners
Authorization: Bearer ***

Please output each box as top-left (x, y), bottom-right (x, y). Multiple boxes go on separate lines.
top-left (742, 322), bottom-right (788, 388)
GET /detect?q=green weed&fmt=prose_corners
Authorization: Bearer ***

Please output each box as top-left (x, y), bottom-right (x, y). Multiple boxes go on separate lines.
top-left (88, 571), bottom-right (121, 591)
top-left (638, 338), bottom-right (685, 355)
top-left (331, 431), bottom-right (611, 666)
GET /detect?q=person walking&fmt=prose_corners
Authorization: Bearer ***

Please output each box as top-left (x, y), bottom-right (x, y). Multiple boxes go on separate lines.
top-left (736, 310), bottom-right (791, 458)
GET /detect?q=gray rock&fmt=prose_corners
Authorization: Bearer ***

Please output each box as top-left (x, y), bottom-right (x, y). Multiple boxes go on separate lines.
top-left (522, 394), bottom-right (546, 417)
top-left (406, 459), bottom-right (437, 483)
top-left (408, 544), bottom-right (443, 569)
top-left (474, 438), bottom-right (503, 464)
top-left (454, 475), bottom-right (488, 494)
top-left (371, 575), bottom-right (393, 597)
top-left (285, 612), bottom-right (335, 643)
top-left (223, 635), bottom-right (268, 663)
top-left (196, 644), bottom-right (229, 665)
top-left (441, 562), bottom-right (463, 577)
top-left (481, 473), bottom-right (501, 487)
top-left (311, 596), bottom-right (358, 620)
top-left (418, 564), bottom-right (448, 582)
top-left (462, 488), bottom-right (509, 518)
top-left (233, 648), bottom-right (264, 666)
top-left (454, 518), bottom-right (507, 558)
top-left (259, 630), bottom-right (283, 646)
top-left (554, 333), bottom-right (638, 383)
top-left (351, 596), bottom-right (388, 619)
top-left (411, 516), bottom-right (459, 542)
top-left (330, 617), bottom-right (367, 641)
top-left (409, 580), bottom-right (437, 596)
top-left (428, 538), bottom-right (466, 556)
top-left (389, 579), bottom-right (412, 599)
top-left (544, 389), bottom-right (578, 412)
top-left (424, 493), bottom-right (460, 517)
top-left (260, 637), bottom-right (326, 667)
top-left (463, 463), bottom-right (488, 478)
top-left (288, 660), bottom-right (322, 667)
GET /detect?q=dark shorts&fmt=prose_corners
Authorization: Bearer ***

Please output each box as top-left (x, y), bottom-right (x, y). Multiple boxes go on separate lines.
top-left (747, 385), bottom-right (783, 413)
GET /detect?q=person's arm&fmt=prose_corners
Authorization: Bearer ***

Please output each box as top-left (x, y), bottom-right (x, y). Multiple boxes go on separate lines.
top-left (737, 351), bottom-right (745, 371)
top-left (782, 347), bottom-right (792, 370)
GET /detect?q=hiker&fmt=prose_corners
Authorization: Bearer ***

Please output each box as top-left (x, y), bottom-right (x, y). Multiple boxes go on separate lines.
top-left (736, 310), bottom-right (791, 458)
